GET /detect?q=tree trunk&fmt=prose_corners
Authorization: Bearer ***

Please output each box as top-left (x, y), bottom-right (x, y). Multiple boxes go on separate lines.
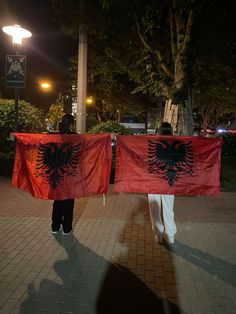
top-left (163, 95), bottom-right (193, 135)
top-left (177, 88), bottom-right (194, 135)
top-left (163, 99), bottom-right (178, 133)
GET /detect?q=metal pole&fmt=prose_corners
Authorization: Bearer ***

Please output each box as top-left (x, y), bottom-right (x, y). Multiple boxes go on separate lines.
top-left (14, 45), bottom-right (20, 132)
top-left (76, 0), bottom-right (88, 133)
top-left (14, 88), bottom-right (19, 131)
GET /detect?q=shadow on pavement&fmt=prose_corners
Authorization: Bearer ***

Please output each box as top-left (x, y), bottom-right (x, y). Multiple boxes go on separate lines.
top-left (165, 240), bottom-right (236, 288)
top-left (96, 261), bottom-right (180, 314)
top-left (20, 235), bottom-right (181, 314)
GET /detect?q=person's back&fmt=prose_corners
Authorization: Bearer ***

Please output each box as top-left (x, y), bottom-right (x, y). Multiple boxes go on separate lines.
top-left (51, 114), bottom-right (76, 235)
top-left (156, 122), bottom-right (173, 136)
top-left (148, 121), bottom-right (176, 245)
top-left (58, 114), bottom-right (75, 134)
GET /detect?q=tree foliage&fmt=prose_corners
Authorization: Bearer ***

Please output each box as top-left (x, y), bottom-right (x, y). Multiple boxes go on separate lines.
top-left (95, 0), bottom-right (196, 100)
top-left (192, 60), bottom-right (236, 134)
top-left (51, 0), bottom-right (236, 133)
top-left (0, 98), bottom-right (44, 139)
top-left (46, 93), bottom-right (65, 131)
top-left (0, 99), bottom-right (44, 175)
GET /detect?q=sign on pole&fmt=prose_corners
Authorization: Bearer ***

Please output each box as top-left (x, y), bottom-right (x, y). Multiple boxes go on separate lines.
top-left (5, 55), bottom-right (26, 88)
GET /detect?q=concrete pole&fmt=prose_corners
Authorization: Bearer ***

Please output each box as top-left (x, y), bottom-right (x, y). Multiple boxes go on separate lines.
top-left (14, 44), bottom-right (20, 132)
top-left (76, 0), bottom-right (88, 133)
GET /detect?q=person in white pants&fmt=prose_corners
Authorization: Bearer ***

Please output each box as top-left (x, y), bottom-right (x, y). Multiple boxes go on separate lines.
top-left (148, 194), bottom-right (176, 244)
top-left (148, 122), bottom-right (177, 244)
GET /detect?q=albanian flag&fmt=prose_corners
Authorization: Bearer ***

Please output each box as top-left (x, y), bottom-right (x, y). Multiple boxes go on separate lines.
top-left (12, 133), bottom-right (112, 200)
top-left (114, 135), bottom-right (222, 196)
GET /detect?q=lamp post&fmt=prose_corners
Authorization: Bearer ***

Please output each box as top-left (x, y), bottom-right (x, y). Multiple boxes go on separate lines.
top-left (2, 24), bottom-right (32, 131)
top-left (76, 0), bottom-right (88, 133)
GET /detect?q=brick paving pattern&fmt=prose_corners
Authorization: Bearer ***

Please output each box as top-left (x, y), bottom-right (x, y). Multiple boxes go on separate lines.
top-left (0, 177), bottom-right (236, 313)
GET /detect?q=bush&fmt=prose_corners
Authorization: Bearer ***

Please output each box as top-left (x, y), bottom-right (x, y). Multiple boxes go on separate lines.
top-left (88, 120), bottom-right (134, 135)
top-left (0, 99), bottom-right (44, 177)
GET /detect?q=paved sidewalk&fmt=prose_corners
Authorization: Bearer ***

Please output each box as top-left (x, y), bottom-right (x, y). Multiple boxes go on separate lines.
top-left (0, 177), bottom-right (236, 314)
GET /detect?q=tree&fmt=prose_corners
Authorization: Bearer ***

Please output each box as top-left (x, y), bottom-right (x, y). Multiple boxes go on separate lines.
top-left (51, 0), bottom-right (236, 134)
top-left (51, 0), bottom-right (194, 132)
top-left (97, 0), bottom-right (196, 134)
top-left (88, 78), bottom-right (147, 123)
top-left (46, 93), bottom-right (65, 131)
top-left (192, 60), bottom-right (236, 135)
top-left (69, 31), bottom-right (148, 125)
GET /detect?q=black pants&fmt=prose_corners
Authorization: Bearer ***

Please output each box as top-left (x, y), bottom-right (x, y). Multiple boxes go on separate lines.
top-left (52, 199), bottom-right (74, 233)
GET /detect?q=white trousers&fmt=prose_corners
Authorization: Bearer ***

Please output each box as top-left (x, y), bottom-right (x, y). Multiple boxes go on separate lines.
top-left (148, 194), bottom-right (176, 238)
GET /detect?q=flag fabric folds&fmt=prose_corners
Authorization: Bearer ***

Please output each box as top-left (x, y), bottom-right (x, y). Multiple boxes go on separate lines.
top-left (114, 135), bottom-right (222, 196)
top-left (12, 133), bottom-right (112, 200)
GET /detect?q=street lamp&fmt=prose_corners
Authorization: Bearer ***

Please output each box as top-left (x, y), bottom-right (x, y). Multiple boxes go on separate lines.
top-left (39, 80), bottom-right (52, 92)
top-left (2, 25), bottom-right (32, 45)
top-left (2, 24), bottom-right (32, 131)
top-left (76, 0), bottom-right (88, 133)
top-left (41, 83), bottom-right (50, 89)
top-left (86, 96), bottom-right (94, 105)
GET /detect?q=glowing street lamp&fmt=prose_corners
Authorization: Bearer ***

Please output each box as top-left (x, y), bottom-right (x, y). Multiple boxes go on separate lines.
top-left (2, 24), bottom-right (32, 131)
top-left (39, 81), bottom-right (52, 92)
top-left (2, 25), bottom-right (32, 45)
top-left (86, 96), bottom-right (94, 105)
top-left (41, 83), bottom-right (50, 89)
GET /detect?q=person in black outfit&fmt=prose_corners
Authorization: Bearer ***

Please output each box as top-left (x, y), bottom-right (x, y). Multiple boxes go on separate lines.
top-left (51, 114), bottom-right (76, 235)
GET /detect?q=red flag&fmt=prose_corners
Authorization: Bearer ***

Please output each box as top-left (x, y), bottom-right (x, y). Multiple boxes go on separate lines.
top-left (114, 135), bottom-right (222, 196)
top-left (12, 133), bottom-right (112, 200)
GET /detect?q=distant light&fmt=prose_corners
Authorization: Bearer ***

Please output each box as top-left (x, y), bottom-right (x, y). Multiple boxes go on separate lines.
top-left (2, 24), bottom-right (32, 45)
top-left (206, 129), bottom-right (214, 133)
top-left (217, 129), bottom-right (225, 134)
top-left (86, 96), bottom-right (93, 104)
top-left (41, 83), bottom-right (50, 89)
top-left (39, 80), bottom-right (52, 92)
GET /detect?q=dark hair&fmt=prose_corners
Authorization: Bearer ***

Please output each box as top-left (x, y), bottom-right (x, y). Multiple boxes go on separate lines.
top-left (158, 122), bottom-right (173, 135)
top-left (58, 114), bottom-right (74, 133)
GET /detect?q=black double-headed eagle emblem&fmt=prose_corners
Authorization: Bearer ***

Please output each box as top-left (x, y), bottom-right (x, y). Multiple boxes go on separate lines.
top-left (148, 139), bottom-right (194, 187)
top-left (35, 142), bottom-right (81, 189)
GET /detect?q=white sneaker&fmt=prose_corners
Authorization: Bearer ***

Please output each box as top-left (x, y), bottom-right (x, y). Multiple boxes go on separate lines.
top-left (52, 226), bottom-right (62, 234)
top-left (168, 236), bottom-right (175, 244)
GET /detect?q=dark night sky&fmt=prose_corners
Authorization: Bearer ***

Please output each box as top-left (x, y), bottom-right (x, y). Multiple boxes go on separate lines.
top-left (0, 0), bottom-right (77, 110)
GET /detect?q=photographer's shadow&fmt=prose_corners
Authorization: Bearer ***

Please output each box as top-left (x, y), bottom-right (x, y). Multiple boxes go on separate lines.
top-left (20, 234), bottom-right (181, 313)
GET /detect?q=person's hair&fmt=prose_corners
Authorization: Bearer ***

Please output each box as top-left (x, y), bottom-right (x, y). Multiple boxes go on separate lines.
top-left (58, 114), bottom-right (74, 133)
top-left (158, 122), bottom-right (173, 135)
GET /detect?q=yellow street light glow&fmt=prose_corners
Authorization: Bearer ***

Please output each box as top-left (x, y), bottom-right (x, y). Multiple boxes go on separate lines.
top-left (41, 83), bottom-right (50, 89)
top-left (2, 24), bottom-right (32, 45)
top-left (39, 80), bottom-right (52, 92)
top-left (86, 96), bottom-right (93, 104)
